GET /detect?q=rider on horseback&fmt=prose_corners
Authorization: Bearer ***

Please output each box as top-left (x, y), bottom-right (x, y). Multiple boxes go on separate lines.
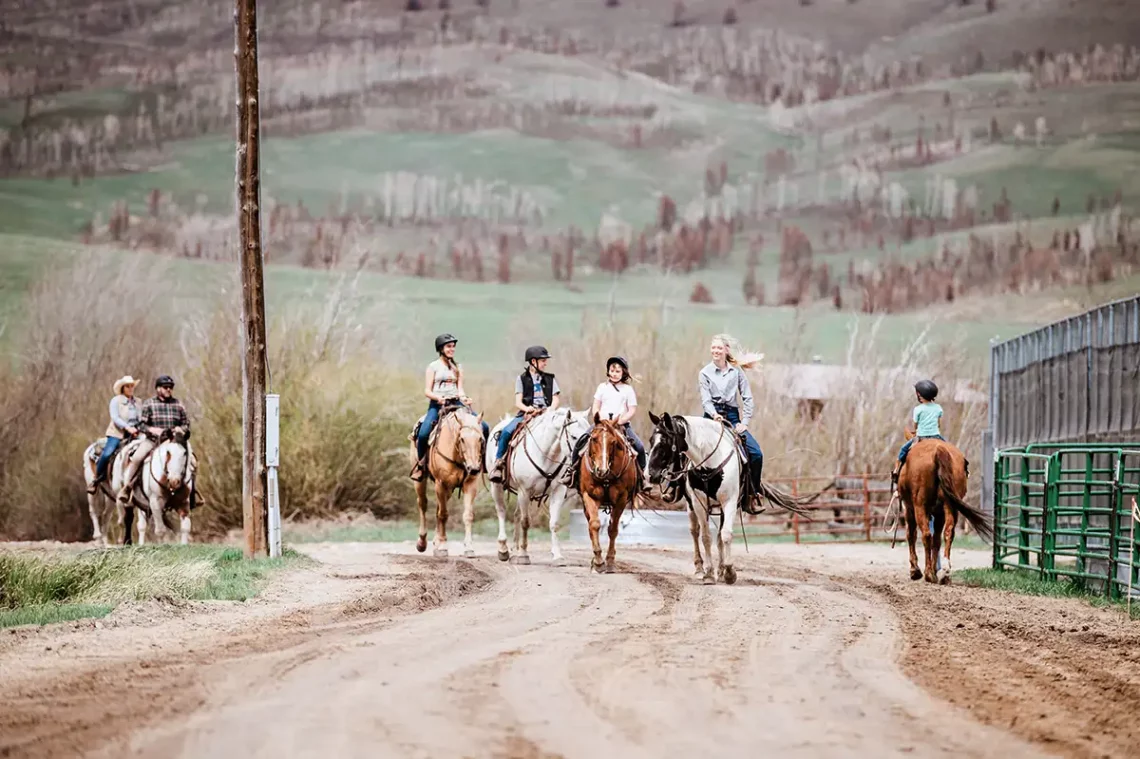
top-left (116, 375), bottom-right (195, 506)
top-left (489, 345), bottom-right (560, 484)
top-left (88, 375), bottom-right (141, 494)
top-left (561, 355), bottom-right (650, 494)
top-left (699, 333), bottom-right (765, 510)
top-left (411, 333), bottom-right (489, 482)
top-left (891, 379), bottom-right (944, 489)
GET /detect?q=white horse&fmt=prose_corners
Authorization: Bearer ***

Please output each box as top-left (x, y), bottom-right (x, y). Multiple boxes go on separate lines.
top-left (81, 437), bottom-right (142, 545)
top-left (646, 412), bottom-right (811, 585)
top-left (132, 439), bottom-right (196, 545)
top-left (484, 407), bottom-right (591, 565)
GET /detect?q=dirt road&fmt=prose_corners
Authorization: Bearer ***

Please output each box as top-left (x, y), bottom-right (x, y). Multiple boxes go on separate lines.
top-left (3, 540), bottom-right (1138, 758)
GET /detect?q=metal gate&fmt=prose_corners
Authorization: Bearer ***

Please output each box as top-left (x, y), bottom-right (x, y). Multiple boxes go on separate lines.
top-left (994, 444), bottom-right (1140, 598)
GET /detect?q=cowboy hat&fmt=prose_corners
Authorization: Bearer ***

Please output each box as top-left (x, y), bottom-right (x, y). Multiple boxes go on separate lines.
top-left (113, 375), bottom-right (139, 394)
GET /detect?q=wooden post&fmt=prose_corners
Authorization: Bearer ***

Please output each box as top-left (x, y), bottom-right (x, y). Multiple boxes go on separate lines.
top-left (235, 0), bottom-right (268, 558)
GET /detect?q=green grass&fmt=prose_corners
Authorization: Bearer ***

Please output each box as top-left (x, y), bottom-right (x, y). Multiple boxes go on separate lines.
top-left (956, 567), bottom-right (1139, 618)
top-left (0, 545), bottom-right (307, 628)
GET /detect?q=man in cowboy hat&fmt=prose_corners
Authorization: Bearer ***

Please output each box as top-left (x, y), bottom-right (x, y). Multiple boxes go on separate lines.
top-left (116, 374), bottom-right (194, 505)
top-left (89, 374), bottom-right (141, 493)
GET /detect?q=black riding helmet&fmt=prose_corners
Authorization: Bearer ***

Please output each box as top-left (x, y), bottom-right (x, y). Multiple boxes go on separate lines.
top-left (915, 379), bottom-right (938, 401)
top-left (524, 345), bottom-right (552, 363)
top-left (155, 374), bottom-right (175, 389)
top-left (606, 355), bottom-right (630, 381)
top-left (435, 333), bottom-right (458, 353)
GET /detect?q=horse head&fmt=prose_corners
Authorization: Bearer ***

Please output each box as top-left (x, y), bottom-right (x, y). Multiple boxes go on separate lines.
top-left (647, 411), bottom-right (687, 486)
top-left (585, 416), bottom-right (630, 483)
top-left (153, 439), bottom-right (190, 494)
top-left (453, 409), bottom-right (485, 477)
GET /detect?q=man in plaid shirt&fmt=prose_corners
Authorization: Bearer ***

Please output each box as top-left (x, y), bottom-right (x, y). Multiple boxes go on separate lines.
top-left (116, 374), bottom-right (195, 505)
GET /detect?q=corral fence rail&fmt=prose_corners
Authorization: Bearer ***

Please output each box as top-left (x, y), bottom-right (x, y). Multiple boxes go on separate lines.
top-left (994, 443), bottom-right (1140, 599)
top-left (743, 474), bottom-right (894, 544)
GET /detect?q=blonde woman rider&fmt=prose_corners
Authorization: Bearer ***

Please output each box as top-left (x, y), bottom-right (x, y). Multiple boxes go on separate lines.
top-left (698, 333), bottom-right (765, 502)
top-left (411, 333), bottom-right (489, 482)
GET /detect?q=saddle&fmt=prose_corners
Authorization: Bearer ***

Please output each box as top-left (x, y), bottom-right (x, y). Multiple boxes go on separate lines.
top-left (409, 402), bottom-right (473, 481)
top-left (692, 418), bottom-right (763, 516)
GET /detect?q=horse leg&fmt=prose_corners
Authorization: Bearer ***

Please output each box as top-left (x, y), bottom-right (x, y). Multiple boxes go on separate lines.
top-left (122, 506), bottom-right (135, 547)
top-left (135, 505), bottom-right (148, 546)
top-left (688, 503), bottom-right (704, 577)
top-left (433, 479), bottom-right (449, 558)
top-left (916, 497), bottom-right (937, 583)
top-left (149, 494), bottom-right (167, 543)
top-left (604, 501), bottom-right (624, 574)
top-left (938, 506), bottom-right (955, 585)
top-left (491, 481), bottom-right (510, 561)
top-left (720, 499), bottom-right (738, 586)
top-left (549, 487), bottom-right (568, 566)
top-left (86, 490), bottom-right (105, 546)
top-left (179, 508), bottom-right (191, 545)
top-left (582, 493), bottom-right (604, 572)
top-left (905, 498), bottom-right (921, 580)
top-left (415, 478), bottom-right (428, 553)
top-left (461, 476), bottom-right (477, 559)
top-left (512, 491), bottom-right (531, 565)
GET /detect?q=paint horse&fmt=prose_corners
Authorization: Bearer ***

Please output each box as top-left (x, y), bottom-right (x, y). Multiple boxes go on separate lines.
top-left (578, 416), bottom-right (641, 573)
top-left (647, 412), bottom-right (813, 585)
top-left (484, 407), bottom-right (590, 565)
top-left (895, 431), bottom-right (991, 583)
top-left (410, 404), bottom-right (486, 558)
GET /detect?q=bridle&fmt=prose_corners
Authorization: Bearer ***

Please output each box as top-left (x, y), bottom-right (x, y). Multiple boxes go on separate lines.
top-left (511, 408), bottom-right (579, 498)
top-left (584, 421), bottom-right (633, 486)
top-left (650, 417), bottom-right (739, 499)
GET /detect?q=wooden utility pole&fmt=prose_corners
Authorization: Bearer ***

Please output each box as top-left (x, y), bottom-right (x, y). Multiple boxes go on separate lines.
top-left (235, 0), bottom-right (268, 558)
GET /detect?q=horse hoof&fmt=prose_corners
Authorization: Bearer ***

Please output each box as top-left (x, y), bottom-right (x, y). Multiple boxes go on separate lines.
top-left (938, 573), bottom-right (952, 586)
top-left (924, 573), bottom-right (937, 584)
top-left (497, 550), bottom-right (510, 562)
top-left (434, 547), bottom-right (448, 558)
top-left (510, 555), bottom-right (531, 565)
top-left (416, 536), bottom-right (427, 553)
top-left (463, 549), bottom-right (476, 559)
top-left (723, 566), bottom-right (737, 585)
top-left (702, 574), bottom-right (716, 585)
top-left (551, 556), bottom-right (568, 567)
top-left (603, 563), bottom-right (615, 574)
top-left (909, 569), bottom-right (923, 581)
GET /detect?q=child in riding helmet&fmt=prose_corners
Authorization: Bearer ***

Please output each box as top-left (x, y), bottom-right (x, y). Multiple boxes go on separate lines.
top-left (411, 333), bottom-right (489, 482)
top-left (699, 333), bottom-right (765, 506)
top-left (489, 345), bottom-right (561, 483)
top-left (562, 356), bottom-right (649, 493)
top-left (891, 379), bottom-right (944, 487)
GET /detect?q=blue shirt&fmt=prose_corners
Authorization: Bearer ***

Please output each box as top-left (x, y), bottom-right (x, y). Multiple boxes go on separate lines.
top-left (913, 402), bottom-right (943, 437)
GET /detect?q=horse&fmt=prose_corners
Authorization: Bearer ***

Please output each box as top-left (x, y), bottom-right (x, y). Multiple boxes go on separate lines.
top-left (81, 437), bottom-right (142, 545)
top-left (646, 411), bottom-right (814, 585)
top-left (410, 405), bottom-right (485, 558)
top-left (484, 407), bottom-right (590, 565)
top-left (896, 436), bottom-right (992, 584)
top-left (129, 438), bottom-right (196, 545)
top-left (578, 415), bottom-right (641, 573)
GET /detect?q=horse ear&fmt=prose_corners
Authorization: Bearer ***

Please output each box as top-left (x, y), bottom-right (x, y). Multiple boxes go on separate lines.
top-left (649, 411), bottom-right (661, 426)
top-left (476, 412), bottom-right (484, 423)
top-left (593, 412), bottom-right (601, 425)
top-left (165, 450), bottom-right (172, 464)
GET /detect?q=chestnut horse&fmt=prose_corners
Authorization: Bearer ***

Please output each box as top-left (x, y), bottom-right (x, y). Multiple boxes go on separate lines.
top-left (896, 435), bottom-right (992, 583)
top-left (578, 416), bottom-right (639, 573)
top-left (409, 405), bottom-right (485, 558)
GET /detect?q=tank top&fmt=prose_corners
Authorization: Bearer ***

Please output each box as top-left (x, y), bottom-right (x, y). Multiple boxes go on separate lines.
top-left (429, 359), bottom-right (460, 400)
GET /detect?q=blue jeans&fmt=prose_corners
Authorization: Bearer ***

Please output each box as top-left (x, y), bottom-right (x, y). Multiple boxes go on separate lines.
top-left (706, 405), bottom-right (763, 469)
top-left (495, 412), bottom-right (526, 461)
top-left (95, 435), bottom-right (122, 481)
top-left (898, 434), bottom-right (944, 463)
top-left (418, 400), bottom-right (489, 460)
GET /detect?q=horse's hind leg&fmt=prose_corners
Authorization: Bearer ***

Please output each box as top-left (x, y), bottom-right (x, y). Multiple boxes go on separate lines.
top-left (415, 479), bottom-right (428, 553)
top-left (122, 506), bottom-right (135, 547)
top-left (135, 507), bottom-right (148, 546)
top-left (86, 491), bottom-right (105, 546)
top-left (697, 494), bottom-right (715, 584)
top-left (905, 499), bottom-right (922, 581)
top-left (938, 506), bottom-right (955, 584)
top-left (433, 479), bottom-right (449, 558)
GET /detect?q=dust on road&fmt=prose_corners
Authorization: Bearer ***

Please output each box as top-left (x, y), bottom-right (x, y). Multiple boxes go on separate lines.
top-left (1, 540), bottom-right (1135, 758)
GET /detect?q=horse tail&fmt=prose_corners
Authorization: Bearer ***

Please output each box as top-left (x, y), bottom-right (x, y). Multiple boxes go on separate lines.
top-left (934, 447), bottom-right (993, 543)
top-left (756, 482), bottom-right (816, 519)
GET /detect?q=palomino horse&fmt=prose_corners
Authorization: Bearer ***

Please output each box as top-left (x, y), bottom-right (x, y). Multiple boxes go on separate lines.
top-left (129, 438), bottom-right (196, 545)
top-left (410, 405), bottom-right (485, 558)
top-left (484, 407), bottom-right (590, 564)
top-left (896, 436), bottom-right (992, 583)
top-left (647, 412), bottom-right (813, 585)
top-left (578, 416), bottom-right (640, 573)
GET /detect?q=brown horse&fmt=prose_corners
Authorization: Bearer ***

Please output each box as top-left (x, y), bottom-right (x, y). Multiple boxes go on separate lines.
top-left (896, 435), bottom-right (992, 584)
top-left (578, 416), bottom-right (639, 573)
top-left (410, 406), bottom-right (485, 558)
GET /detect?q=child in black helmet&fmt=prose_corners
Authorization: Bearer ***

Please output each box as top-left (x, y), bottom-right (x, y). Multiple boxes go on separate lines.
top-left (489, 345), bottom-right (561, 483)
top-left (891, 379), bottom-right (944, 487)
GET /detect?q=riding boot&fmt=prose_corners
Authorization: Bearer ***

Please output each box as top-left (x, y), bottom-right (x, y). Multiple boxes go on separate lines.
top-left (748, 460), bottom-right (765, 513)
top-left (489, 456), bottom-right (506, 484)
top-left (410, 457), bottom-right (426, 482)
top-left (559, 456), bottom-right (577, 488)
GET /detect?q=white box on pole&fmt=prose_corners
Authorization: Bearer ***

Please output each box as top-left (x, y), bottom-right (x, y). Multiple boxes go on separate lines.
top-left (266, 393), bottom-right (280, 467)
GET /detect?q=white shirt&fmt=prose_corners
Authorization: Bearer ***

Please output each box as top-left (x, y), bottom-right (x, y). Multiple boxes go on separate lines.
top-left (594, 382), bottom-right (637, 422)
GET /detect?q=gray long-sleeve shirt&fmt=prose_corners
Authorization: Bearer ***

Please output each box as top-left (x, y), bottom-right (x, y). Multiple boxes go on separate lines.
top-left (698, 362), bottom-right (754, 425)
top-left (110, 395), bottom-right (140, 431)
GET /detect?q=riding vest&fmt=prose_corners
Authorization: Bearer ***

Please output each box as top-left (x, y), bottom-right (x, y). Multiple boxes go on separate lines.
top-left (105, 394), bottom-right (140, 440)
top-left (520, 370), bottom-right (556, 409)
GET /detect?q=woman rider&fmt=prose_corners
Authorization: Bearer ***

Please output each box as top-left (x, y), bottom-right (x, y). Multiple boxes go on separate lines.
top-left (698, 333), bottom-right (765, 509)
top-left (411, 333), bottom-right (490, 482)
top-left (489, 345), bottom-right (560, 484)
top-left (88, 374), bottom-right (141, 493)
